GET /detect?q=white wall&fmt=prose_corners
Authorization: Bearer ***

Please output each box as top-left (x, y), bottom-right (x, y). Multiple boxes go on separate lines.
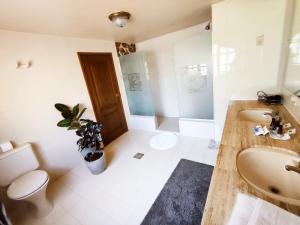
top-left (136, 23), bottom-right (213, 118)
top-left (281, 0), bottom-right (300, 123)
top-left (0, 30), bottom-right (130, 179)
top-left (283, 0), bottom-right (300, 93)
top-left (136, 32), bottom-right (179, 117)
top-left (212, 0), bottom-right (288, 140)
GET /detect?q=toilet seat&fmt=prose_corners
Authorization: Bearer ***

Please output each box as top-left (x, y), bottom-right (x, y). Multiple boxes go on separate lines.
top-left (7, 170), bottom-right (49, 200)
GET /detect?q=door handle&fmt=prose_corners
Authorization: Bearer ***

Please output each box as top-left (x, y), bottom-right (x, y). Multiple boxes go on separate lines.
top-left (115, 93), bottom-right (120, 97)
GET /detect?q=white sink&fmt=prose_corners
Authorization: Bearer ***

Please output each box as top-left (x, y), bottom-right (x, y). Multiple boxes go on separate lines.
top-left (238, 109), bottom-right (272, 123)
top-left (237, 147), bottom-right (300, 206)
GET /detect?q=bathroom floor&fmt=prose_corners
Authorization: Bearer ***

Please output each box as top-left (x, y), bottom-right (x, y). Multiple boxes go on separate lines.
top-left (8, 130), bottom-right (218, 225)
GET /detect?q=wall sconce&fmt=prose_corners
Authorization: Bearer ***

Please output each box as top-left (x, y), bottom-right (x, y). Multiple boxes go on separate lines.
top-left (16, 61), bottom-right (32, 69)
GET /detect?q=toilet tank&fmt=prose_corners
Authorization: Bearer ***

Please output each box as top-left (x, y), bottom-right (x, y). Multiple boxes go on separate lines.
top-left (0, 143), bottom-right (40, 186)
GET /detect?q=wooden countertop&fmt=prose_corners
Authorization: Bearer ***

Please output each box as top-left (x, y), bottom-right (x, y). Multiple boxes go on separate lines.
top-left (201, 100), bottom-right (300, 225)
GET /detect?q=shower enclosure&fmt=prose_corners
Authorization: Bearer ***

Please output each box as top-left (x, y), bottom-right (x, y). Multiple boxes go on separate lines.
top-left (119, 53), bottom-right (155, 116)
top-left (174, 33), bottom-right (213, 120)
top-left (119, 27), bottom-right (214, 137)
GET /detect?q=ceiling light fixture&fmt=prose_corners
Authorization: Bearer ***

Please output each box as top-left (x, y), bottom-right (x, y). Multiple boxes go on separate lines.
top-left (108, 11), bottom-right (131, 28)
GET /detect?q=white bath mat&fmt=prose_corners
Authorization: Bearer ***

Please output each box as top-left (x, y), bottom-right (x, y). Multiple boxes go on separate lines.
top-left (149, 132), bottom-right (178, 150)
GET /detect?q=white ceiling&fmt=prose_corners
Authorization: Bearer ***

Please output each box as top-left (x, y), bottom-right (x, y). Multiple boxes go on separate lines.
top-left (0, 0), bottom-right (221, 42)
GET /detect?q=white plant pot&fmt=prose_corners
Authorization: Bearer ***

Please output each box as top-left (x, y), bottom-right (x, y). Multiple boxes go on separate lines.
top-left (85, 151), bottom-right (106, 175)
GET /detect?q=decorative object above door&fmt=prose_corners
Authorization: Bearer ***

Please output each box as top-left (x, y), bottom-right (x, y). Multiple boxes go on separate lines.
top-left (115, 42), bottom-right (136, 57)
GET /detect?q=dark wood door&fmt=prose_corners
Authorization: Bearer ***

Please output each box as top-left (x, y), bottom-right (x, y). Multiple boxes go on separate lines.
top-left (78, 52), bottom-right (128, 145)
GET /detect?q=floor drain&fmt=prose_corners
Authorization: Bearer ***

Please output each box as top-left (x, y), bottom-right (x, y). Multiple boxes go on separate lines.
top-left (133, 153), bottom-right (144, 159)
top-left (269, 186), bottom-right (280, 194)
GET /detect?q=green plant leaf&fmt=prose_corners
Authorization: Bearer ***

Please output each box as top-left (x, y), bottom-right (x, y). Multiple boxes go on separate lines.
top-left (68, 121), bottom-right (80, 130)
top-left (55, 103), bottom-right (70, 113)
top-left (57, 119), bottom-right (71, 127)
top-left (77, 108), bottom-right (87, 120)
top-left (72, 104), bottom-right (79, 117)
top-left (68, 125), bottom-right (79, 130)
top-left (62, 111), bottom-right (73, 119)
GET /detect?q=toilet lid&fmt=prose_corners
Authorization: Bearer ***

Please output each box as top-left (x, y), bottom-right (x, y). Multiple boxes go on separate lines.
top-left (7, 170), bottom-right (49, 200)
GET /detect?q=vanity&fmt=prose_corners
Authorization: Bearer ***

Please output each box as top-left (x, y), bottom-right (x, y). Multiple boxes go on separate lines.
top-left (201, 100), bottom-right (300, 225)
top-left (201, 0), bottom-right (300, 223)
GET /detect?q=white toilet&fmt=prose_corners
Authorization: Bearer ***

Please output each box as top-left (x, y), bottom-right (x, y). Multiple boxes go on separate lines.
top-left (0, 143), bottom-right (53, 217)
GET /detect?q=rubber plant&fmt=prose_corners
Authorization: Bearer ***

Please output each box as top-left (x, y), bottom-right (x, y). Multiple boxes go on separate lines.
top-left (54, 103), bottom-right (104, 163)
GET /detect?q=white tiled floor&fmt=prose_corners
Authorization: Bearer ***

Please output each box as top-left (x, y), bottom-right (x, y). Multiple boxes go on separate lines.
top-left (9, 130), bottom-right (218, 225)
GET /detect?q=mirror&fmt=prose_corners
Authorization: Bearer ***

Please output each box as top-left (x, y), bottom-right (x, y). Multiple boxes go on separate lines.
top-left (283, 0), bottom-right (300, 97)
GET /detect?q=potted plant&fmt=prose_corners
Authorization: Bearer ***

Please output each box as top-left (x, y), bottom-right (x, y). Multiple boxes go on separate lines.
top-left (54, 103), bottom-right (106, 174)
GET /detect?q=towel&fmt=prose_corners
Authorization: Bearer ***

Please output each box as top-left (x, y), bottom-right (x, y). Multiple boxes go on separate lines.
top-left (227, 193), bottom-right (300, 225)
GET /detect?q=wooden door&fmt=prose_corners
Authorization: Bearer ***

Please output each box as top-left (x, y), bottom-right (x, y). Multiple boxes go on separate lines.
top-left (78, 52), bottom-right (128, 145)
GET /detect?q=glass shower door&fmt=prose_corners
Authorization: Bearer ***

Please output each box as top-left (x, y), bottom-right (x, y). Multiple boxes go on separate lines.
top-left (119, 52), bottom-right (155, 116)
top-left (174, 32), bottom-right (214, 119)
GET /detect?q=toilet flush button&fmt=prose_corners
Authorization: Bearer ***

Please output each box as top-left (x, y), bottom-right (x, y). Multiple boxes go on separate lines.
top-left (0, 141), bottom-right (13, 153)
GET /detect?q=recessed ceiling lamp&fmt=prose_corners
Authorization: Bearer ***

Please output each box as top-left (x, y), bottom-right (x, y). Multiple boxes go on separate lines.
top-left (108, 11), bottom-right (131, 28)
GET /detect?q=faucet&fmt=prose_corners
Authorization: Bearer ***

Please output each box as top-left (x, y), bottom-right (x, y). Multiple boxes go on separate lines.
top-left (263, 110), bottom-right (279, 117)
top-left (294, 90), bottom-right (300, 97)
top-left (285, 165), bottom-right (300, 174)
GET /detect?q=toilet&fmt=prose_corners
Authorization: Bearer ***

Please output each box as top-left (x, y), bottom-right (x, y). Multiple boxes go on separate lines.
top-left (0, 143), bottom-right (53, 217)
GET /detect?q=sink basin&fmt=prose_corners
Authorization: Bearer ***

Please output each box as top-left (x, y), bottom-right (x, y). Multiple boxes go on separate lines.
top-left (238, 109), bottom-right (272, 123)
top-left (237, 147), bottom-right (300, 206)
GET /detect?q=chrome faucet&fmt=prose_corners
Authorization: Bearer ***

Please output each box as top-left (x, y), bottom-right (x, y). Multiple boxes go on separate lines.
top-left (285, 165), bottom-right (300, 174)
top-left (263, 110), bottom-right (279, 117)
top-left (294, 90), bottom-right (300, 97)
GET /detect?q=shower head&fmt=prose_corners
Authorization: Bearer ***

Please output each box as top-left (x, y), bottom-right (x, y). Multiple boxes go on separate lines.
top-left (205, 21), bottom-right (211, 30)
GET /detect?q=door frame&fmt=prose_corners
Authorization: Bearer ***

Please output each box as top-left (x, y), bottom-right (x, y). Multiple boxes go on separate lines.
top-left (77, 52), bottom-right (128, 137)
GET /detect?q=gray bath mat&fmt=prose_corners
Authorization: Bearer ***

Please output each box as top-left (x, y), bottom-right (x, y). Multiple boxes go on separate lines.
top-left (141, 159), bottom-right (213, 225)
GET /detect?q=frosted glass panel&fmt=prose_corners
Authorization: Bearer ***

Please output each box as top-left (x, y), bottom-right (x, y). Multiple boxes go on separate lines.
top-left (119, 53), bottom-right (155, 116)
top-left (174, 32), bottom-right (214, 119)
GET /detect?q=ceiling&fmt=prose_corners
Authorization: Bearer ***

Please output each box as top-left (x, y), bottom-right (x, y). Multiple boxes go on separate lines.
top-left (0, 0), bottom-right (221, 42)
